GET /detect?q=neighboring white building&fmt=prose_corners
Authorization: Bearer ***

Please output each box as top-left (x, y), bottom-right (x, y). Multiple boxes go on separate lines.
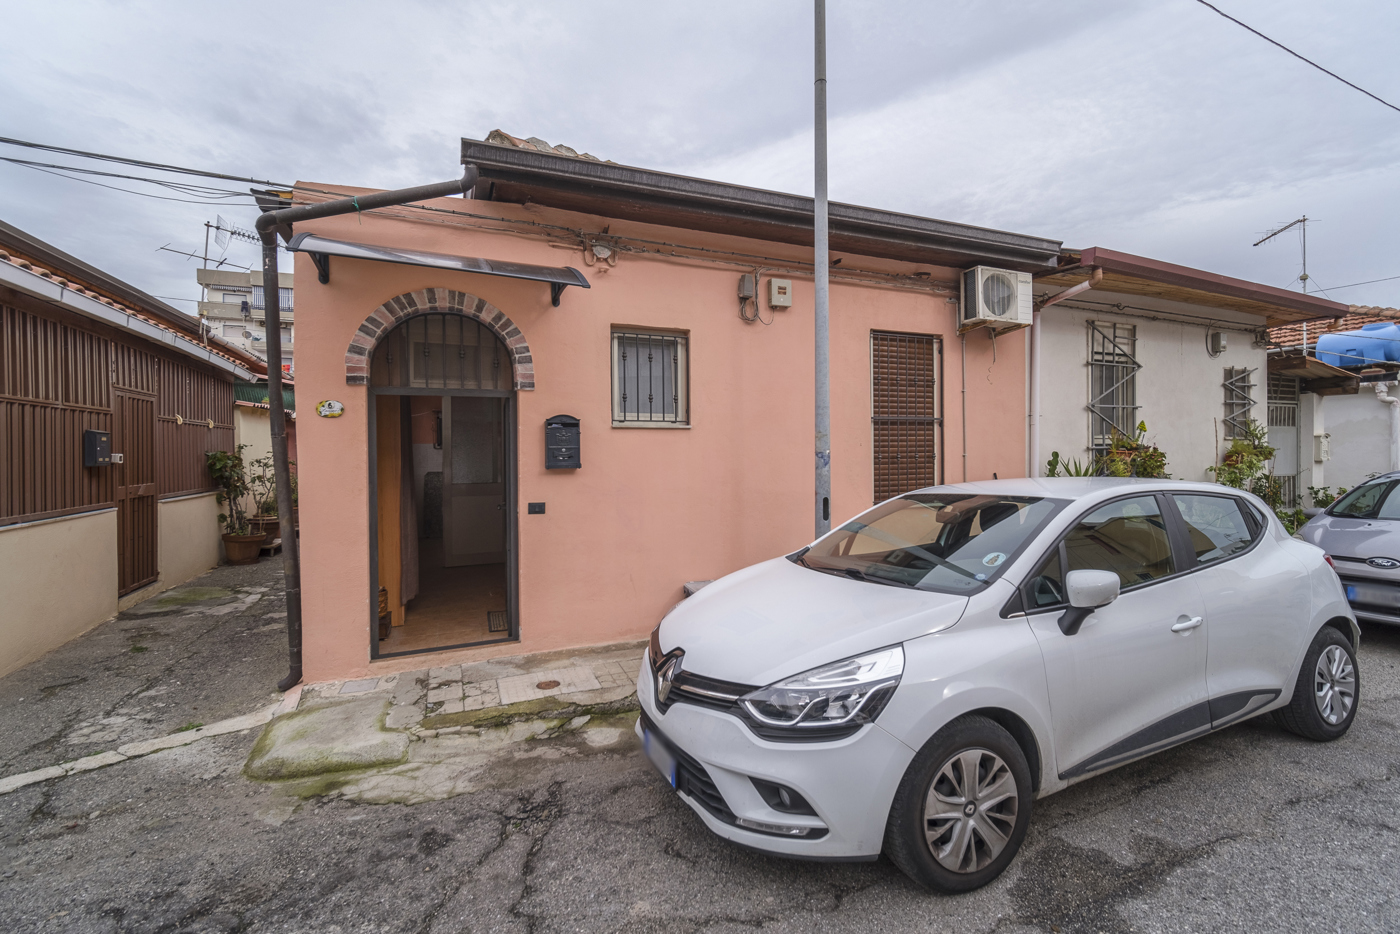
top-left (196, 267), bottom-right (295, 374)
top-left (1268, 307), bottom-right (1400, 503)
top-left (1030, 247), bottom-right (1349, 495)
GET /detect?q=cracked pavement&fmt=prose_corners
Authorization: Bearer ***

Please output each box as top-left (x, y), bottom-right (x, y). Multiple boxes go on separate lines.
top-left (3, 559), bottom-right (1400, 932)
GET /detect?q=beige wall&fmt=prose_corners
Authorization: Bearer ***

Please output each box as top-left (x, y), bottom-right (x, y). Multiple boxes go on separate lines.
top-left (157, 493), bottom-right (222, 591)
top-left (1038, 297), bottom-right (1268, 481)
top-left (0, 510), bottom-right (118, 677)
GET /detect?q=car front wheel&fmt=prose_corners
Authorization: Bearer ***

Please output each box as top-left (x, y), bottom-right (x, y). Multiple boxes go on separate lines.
top-left (1274, 626), bottom-right (1359, 741)
top-left (884, 715), bottom-right (1033, 892)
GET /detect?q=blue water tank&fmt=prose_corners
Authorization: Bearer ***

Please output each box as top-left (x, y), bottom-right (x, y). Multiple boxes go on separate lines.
top-left (1315, 321), bottom-right (1400, 368)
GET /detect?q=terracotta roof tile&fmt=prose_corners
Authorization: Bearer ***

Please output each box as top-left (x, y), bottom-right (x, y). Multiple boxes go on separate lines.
top-left (1269, 304), bottom-right (1400, 348)
top-left (484, 129), bottom-right (612, 163)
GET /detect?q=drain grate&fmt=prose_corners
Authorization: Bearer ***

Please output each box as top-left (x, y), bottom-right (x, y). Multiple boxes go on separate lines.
top-left (488, 611), bottom-right (508, 633)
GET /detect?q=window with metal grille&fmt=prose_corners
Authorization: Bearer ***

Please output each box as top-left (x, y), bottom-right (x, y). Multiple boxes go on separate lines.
top-left (1223, 366), bottom-right (1257, 438)
top-left (1267, 373), bottom-right (1299, 427)
top-left (1088, 322), bottom-right (1139, 457)
top-left (612, 329), bottom-right (688, 425)
top-left (251, 286), bottom-right (294, 310)
top-left (871, 331), bottom-right (940, 502)
top-left (370, 313), bottom-right (509, 391)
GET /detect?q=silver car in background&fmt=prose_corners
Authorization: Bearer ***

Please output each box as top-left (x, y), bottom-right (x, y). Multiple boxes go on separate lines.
top-left (1297, 471), bottom-right (1400, 626)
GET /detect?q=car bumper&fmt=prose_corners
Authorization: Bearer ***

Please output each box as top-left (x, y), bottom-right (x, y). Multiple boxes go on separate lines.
top-left (1339, 575), bottom-right (1400, 625)
top-left (634, 661), bottom-right (915, 859)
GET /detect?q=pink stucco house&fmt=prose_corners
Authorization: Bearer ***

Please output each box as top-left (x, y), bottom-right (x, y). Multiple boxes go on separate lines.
top-left (286, 132), bottom-right (1061, 683)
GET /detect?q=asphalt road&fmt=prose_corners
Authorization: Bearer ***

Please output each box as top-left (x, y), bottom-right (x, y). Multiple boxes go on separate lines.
top-left (3, 567), bottom-right (1398, 933)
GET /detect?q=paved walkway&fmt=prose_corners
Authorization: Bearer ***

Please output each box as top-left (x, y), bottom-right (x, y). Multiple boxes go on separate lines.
top-left (0, 556), bottom-right (646, 800)
top-left (301, 642), bottom-right (644, 735)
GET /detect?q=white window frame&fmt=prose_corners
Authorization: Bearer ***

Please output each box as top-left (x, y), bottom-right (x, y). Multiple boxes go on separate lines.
top-left (611, 328), bottom-right (689, 428)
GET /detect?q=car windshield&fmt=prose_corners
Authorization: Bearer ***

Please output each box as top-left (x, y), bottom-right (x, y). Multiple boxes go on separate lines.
top-left (795, 493), bottom-right (1062, 593)
top-left (1329, 480), bottom-right (1399, 519)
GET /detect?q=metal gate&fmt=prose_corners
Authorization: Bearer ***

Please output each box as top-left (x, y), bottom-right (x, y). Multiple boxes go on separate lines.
top-left (871, 331), bottom-right (941, 502)
top-left (114, 390), bottom-right (158, 594)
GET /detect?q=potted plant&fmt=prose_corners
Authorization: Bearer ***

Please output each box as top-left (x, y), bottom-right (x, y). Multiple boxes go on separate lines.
top-left (206, 445), bottom-right (263, 565)
top-left (247, 455), bottom-right (280, 544)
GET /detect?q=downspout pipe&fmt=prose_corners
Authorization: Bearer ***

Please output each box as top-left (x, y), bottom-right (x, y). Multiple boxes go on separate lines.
top-left (253, 166), bottom-right (479, 692)
top-left (1030, 268), bottom-right (1101, 477)
top-left (1375, 379), bottom-right (1400, 473)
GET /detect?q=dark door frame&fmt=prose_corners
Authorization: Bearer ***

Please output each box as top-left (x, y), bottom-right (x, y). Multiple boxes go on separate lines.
top-left (367, 385), bottom-right (519, 660)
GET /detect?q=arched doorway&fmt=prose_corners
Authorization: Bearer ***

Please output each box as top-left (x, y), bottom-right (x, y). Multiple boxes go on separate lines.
top-left (369, 312), bottom-right (517, 657)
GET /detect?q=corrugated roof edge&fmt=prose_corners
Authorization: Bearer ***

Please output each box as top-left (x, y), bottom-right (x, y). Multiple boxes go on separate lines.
top-left (460, 137), bottom-right (1062, 271)
top-left (0, 219), bottom-right (265, 374)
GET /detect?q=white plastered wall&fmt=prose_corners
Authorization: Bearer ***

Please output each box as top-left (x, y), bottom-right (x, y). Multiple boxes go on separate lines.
top-left (1321, 390), bottom-right (1393, 490)
top-left (0, 510), bottom-right (118, 677)
top-left (1038, 298), bottom-right (1267, 481)
top-left (157, 493), bottom-right (223, 592)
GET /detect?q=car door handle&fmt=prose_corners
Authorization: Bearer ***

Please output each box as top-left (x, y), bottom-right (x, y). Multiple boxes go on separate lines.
top-left (1171, 615), bottom-right (1204, 633)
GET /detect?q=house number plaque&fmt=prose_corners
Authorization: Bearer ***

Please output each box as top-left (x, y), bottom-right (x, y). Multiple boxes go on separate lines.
top-left (317, 400), bottom-right (345, 418)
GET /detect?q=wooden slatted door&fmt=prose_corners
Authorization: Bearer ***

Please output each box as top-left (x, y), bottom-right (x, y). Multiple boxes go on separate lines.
top-left (871, 332), bottom-right (941, 502)
top-left (114, 390), bottom-right (158, 593)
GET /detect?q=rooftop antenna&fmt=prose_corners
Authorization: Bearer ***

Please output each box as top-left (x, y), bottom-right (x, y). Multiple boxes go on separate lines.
top-left (1253, 215), bottom-right (1310, 292)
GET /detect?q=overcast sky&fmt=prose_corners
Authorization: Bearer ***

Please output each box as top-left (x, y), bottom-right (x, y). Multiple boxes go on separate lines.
top-left (3, 0), bottom-right (1398, 313)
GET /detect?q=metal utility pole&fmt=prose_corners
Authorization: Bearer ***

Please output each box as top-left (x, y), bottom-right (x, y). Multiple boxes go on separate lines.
top-left (814, 0), bottom-right (831, 538)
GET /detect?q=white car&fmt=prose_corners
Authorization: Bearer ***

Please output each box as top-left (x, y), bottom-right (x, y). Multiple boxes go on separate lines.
top-left (637, 478), bottom-right (1359, 891)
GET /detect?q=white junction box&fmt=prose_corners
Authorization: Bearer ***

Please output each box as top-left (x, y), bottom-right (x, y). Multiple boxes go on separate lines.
top-left (961, 266), bottom-right (1033, 331)
top-left (768, 278), bottom-right (792, 309)
top-left (1314, 432), bottom-right (1331, 463)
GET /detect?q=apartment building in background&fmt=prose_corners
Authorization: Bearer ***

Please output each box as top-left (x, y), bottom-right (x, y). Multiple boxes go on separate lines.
top-left (196, 267), bottom-right (296, 375)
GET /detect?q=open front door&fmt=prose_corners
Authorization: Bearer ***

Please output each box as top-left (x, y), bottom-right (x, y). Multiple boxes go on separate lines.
top-left (441, 396), bottom-right (506, 567)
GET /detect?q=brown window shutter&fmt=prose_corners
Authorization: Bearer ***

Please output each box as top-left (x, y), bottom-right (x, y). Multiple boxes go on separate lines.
top-left (871, 332), bottom-right (941, 502)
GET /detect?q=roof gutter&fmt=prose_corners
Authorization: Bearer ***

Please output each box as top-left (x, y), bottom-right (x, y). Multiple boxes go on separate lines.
top-left (252, 166), bottom-right (480, 693)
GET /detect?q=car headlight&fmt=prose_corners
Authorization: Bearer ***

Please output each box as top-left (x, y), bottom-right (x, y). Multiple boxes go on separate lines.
top-left (739, 645), bottom-right (904, 732)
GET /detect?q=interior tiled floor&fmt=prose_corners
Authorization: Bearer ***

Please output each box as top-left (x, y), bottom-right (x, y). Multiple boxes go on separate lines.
top-left (377, 541), bottom-right (509, 654)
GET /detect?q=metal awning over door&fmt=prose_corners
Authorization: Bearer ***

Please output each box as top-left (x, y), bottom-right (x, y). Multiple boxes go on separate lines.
top-left (286, 233), bottom-right (590, 306)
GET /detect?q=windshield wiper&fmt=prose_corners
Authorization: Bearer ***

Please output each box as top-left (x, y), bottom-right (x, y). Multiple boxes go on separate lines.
top-left (843, 567), bottom-right (908, 588)
top-left (843, 522), bottom-right (981, 583)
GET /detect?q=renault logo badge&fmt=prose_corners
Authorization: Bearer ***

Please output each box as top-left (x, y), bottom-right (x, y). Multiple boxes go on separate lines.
top-left (656, 652), bottom-right (684, 703)
top-left (1367, 556), bottom-right (1400, 570)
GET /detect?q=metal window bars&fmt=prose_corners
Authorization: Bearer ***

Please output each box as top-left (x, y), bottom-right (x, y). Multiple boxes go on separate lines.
top-left (369, 313), bottom-right (506, 391)
top-left (871, 331), bottom-right (941, 501)
top-left (1267, 373), bottom-right (1299, 428)
top-left (613, 331), bottom-right (687, 424)
top-left (1087, 322), bottom-right (1140, 458)
top-left (1223, 366), bottom-right (1257, 439)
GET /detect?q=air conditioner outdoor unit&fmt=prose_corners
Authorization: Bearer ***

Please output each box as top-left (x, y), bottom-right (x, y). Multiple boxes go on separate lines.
top-left (960, 266), bottom-right (1033, 331)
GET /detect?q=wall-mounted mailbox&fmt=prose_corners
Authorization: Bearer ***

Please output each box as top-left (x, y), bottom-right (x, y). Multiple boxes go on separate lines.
top-left (545, 415), bottom-right (580, 469)
top-left (83, 429), bottom-right (112, 467)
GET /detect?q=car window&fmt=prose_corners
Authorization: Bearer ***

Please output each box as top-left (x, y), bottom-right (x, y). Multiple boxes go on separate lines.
top-left (1173, 495), bottom-right (1255, 563)
top-left (799, 494), bottom-right (1063, 593)
top-left (1064, 495), bottom-right (1175, 588)
top-left (1025, 549), bottom-right (1065, 608)
top-left (1331, 482), bottom-right (1392, 518)
top-left (1378, 484), bottom-right (1400, 520)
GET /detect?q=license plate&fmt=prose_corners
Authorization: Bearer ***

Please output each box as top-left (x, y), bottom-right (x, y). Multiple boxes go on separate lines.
top-left (642, 728), bottom-right (677, 788)
top-left (1346, 581), bottom-right (1400, 608)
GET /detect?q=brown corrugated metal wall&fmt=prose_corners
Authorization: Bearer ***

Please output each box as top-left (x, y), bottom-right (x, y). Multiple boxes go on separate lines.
top-left (1, 292), bottom-right (237, 594)
top-left (871, 331), bottom-right (941, 502)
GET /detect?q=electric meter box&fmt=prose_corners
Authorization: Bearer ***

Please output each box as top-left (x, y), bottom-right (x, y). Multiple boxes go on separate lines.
top-left (83, 429), bottom-right (112, 467)
top-left (1314, 432), bottom-right (1331, 463)
top-left (545, 415), bottom-right (581, 469)
top-left (768, 278), bottom-right (793, 308)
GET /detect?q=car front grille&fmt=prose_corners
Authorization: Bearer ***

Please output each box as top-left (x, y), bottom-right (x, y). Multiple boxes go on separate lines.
top-left (639, 711), bottom-right (735, 824)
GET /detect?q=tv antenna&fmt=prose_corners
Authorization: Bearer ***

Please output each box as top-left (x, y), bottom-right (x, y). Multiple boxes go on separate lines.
top-left (1253, 215), bottom-right (1311, 292)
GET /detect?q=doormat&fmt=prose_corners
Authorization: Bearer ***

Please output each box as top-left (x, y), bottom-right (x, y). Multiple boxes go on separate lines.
top-left (488, 611), bottom-right (508, 633)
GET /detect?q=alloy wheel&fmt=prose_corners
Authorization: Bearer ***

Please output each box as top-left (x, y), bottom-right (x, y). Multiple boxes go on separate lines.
top-left (923, 747), bottom-right (1019, 873)
top-left (1314, 644), bottom-right (1356, 726)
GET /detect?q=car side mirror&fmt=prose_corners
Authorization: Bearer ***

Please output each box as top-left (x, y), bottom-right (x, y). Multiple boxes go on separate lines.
top-left (1058, 569), bottom-right (1120, 636)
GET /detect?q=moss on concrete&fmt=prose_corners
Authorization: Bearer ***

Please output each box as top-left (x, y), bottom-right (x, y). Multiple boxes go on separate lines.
top-left (420, 692), bottom-right (639, 732)
top-left (244, 698), bottom-right (409, 781)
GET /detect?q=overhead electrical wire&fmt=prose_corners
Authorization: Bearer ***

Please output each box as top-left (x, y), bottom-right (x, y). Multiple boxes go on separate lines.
top-left (1194, 0), bottom-right (1400, 114)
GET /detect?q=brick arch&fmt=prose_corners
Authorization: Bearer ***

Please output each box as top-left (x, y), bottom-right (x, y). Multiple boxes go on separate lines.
top-left (344, 287), bottom-right (534, 390)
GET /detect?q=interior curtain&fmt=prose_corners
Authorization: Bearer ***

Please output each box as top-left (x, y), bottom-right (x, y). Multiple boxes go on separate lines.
top-left (399, 396), bottom-right (420, 603)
